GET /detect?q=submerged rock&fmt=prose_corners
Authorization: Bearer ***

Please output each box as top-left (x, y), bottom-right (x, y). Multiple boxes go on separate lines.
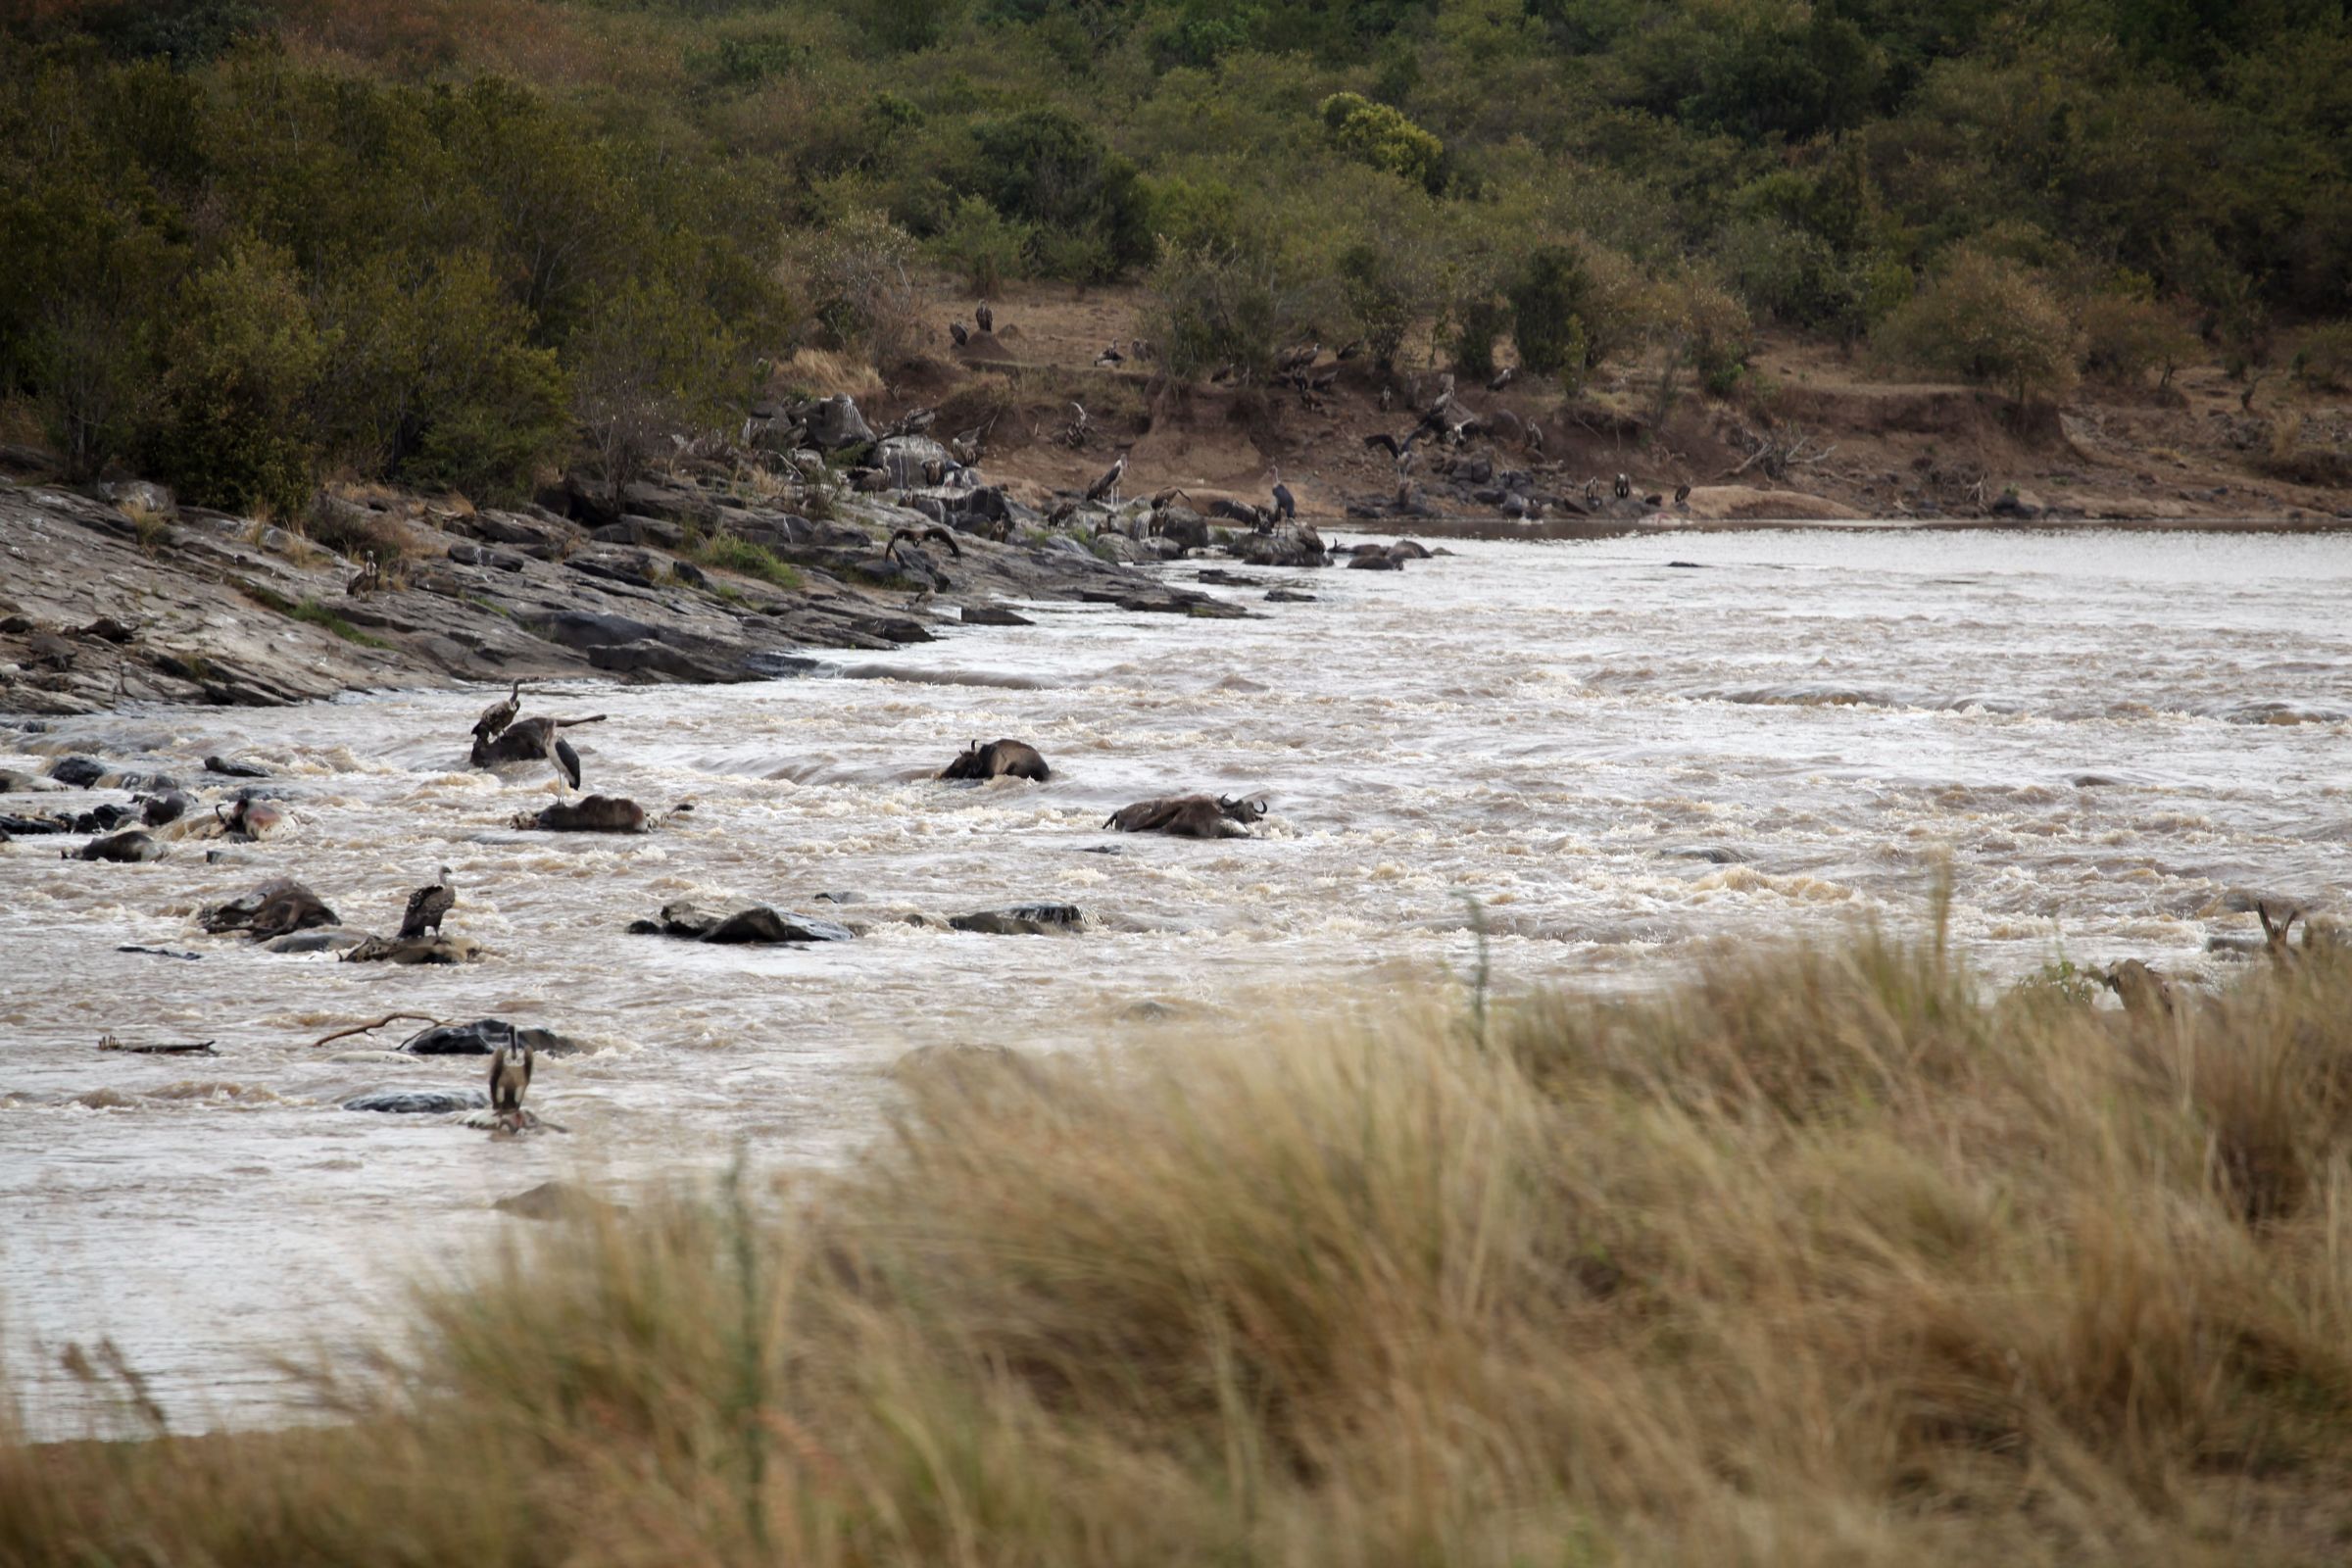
top-left (401, 1019), bottom-right (583, 1055)
top-left (204, 755), bottom-right (270, 778)
top-left (950, 904), bottom-right (1086, 936)
top-left (50, 756), bottom-right (106, 789)
top-left (263, 926), bottom-right (370, 955)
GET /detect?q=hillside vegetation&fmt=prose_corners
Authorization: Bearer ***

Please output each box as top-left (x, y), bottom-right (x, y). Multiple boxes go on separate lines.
top-left (11, 924), bottom-right (2352, 1563)
top-left (4, 0), bottom-right (2349, 515)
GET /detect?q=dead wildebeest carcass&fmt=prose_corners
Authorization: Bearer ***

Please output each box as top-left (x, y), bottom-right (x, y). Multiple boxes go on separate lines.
top-left (937, 738), bottom-right (1051, 783)
top-left (1104, 794), bottom-right (1268, 839)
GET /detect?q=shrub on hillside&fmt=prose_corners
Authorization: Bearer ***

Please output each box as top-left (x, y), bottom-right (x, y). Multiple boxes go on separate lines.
top-left (2292, 321), bottom-right (2352, 393)
top-left (1144, 238), bottom-right (1302, 383)
top-left (931, 195), bottom-right (1032, 296)
top-left (2078, 292), bottom-right (2198, 390)
top-left (1317, 91), bottom-right (1446, 192)
top-left (1878, 249), bottom-right (2080, 405)
top-left (143, 243), bottom-right (329, 518)
top-left (567, 276), bottom-right (741, 504)
top-left (968, 108), bottom-right (1152, 280)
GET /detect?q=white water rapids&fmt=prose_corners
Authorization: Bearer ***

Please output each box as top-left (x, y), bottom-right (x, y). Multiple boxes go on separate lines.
top-left (4, 526), bottom-right (2348, 1437)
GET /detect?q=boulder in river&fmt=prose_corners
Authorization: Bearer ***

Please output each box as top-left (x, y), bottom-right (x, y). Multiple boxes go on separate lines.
top-left (263, 927), bottom-right (370, 955)
top-left (950, 904), bottom-right (1087, 936)
top-left (204, 755), bottom-right (270, 778)
top-left (401, 1019), bottom-right (584, 1056)
top-left (344, 1089), bottom-right (490, 1115)
top-left (49, 756), bottom-right (106, 789)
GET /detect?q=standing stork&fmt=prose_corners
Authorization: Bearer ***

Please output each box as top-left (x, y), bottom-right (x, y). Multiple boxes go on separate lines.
top-left (1085, 449), bottom-right (1129, 505)
top-left (399, 865), bottom-right (456, 940)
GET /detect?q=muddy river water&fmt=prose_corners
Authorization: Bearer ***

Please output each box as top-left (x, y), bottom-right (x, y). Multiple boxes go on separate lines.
top-left (4, 526), bottom-right (2348, 1436)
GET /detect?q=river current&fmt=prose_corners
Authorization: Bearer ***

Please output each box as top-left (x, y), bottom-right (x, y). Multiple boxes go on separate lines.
top-left (4, 527), bottom-right (2348, 1436)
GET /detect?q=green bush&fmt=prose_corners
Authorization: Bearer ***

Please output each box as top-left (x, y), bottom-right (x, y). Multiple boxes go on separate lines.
top-left (1145, 239), bottom-right (1299, 383)
top-left (1317, 91), bottom-right (1446, 192)
top-left (1506, 246), bottom-right (1593, 377)
top-left (968, 108), bottom-right (1151, 279)
top-left (2292, 321), bottom-right (2352, 392)
top-left (1878, 249), bottom-right (2080, 405)
top-left (931, 195), bottom-right (1032, 296)
top-left (143, 243), bottom-right (330, 518)
top-left (2078, 293), bottom-right (2198, 389)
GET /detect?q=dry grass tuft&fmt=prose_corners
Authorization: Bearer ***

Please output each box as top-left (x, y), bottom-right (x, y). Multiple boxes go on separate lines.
top-left (11, 931), bottom-right (2352, 1565)
top-left (774, 348), bottom-right (885, 402)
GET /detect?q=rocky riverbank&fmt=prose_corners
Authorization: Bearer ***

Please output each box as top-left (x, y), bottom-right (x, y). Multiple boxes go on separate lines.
top-left (0, 435), bottom-right (1299, 715)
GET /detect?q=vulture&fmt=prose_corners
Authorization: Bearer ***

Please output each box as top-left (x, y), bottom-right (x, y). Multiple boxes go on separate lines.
top-left (1095, 343), bottom-right (1124, 367)
top-left (887, 524), bottom-right (965, 562)
top-left (472, 680), bottom-right (521, 745)
top-left (1674, 482), bottom-right (1691, 507)
top-left (1085, 451), bottom-right (1129, 505)
top-left (400, 865), bottom-right (456, 940)
top-left (1488, 367), bottom-right (1517, 392)
top-left (488, 1035), bottom-right (534, 1121)
top-left (949, 319), bottom-right (969, 347)
top-left (974, 299), bottom-right (994, 334)
top-left (1268, 466), bottom-right (1296, 522)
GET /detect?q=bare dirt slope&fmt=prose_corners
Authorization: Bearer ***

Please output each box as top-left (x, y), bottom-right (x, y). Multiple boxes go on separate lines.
top-left (893, 281), bottom-right (2352, 523)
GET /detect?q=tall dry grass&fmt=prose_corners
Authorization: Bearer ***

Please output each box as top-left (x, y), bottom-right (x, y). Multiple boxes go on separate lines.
top-left (9, 924), bottom-right (2352, 1566)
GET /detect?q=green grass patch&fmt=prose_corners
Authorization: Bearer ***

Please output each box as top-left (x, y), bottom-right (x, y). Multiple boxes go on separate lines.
top-left (692, 532), bottom-right (804, 592)
top-left (289, 597), bottom-right (392, 648)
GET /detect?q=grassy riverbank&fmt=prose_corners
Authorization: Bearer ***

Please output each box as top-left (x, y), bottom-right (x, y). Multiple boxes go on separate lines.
top-left (9, 920), bottom-right (2352, 1565)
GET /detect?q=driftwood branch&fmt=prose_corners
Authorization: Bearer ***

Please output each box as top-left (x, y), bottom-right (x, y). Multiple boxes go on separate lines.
top-left (312, 1012), bottom-right (444, 1048)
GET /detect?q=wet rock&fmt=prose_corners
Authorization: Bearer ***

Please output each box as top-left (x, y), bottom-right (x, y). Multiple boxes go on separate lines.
top-left (0, 768), bottom-right (62, 793)
top-left (1665, 846), bottom-right (1750, 864)
top-left (344, 1089), bottom-right (490, 1115)
top-left (204, 755), bottom-right (270, 778)
top-left (950, 904), bottom-right (1086, 936)
top-left (1157, 509), bottom-right (1211, 551)
top-left (587, 638), bottom-right (748, 683)
top-left (514, 795), bottom-right (647, 834)
top-left (0, 813), bottom-right (70, 835)
top-left (1195, 568), bottom-right (1264, 586)
top-left (342, 932), bottom-right (485, 964)
top-left (70, 829), bottom-right (165, 862)
top-left (563, 548), bottom-right (664, 590)
top-left (1264, 589), bottom-right (1317, 603)
top-left (1347, 551), bottom-right (1402, 570)
top-left (447, 542), bottom-right (525, 570)
top-left (69, 803), bottom-right (136, 834)
top-left (1228, 524), bottom-right (1328, 568)
top-left (961, 603), bottom-right (1034, 626)
top-left (50, 756), bottom-right (106, 789)
top-left (807, 395), bottom-right (875, 451)
top-left (401, 1019), bottom-right (583, 1056)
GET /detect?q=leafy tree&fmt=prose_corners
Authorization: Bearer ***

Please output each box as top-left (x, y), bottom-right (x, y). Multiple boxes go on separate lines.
top-left (969, 108), bottom-right (1152, 277)
top-left (568, 276), bottom-right (742, 505)
top-left (1318, 92), bottom-right (1446, 192)
top-left (144, 242), bottom-right (333, 517)
top-left (1144, 239), bottom-right (1305, 383)
top-left (1877, 249), bottom-right (2079, 405)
